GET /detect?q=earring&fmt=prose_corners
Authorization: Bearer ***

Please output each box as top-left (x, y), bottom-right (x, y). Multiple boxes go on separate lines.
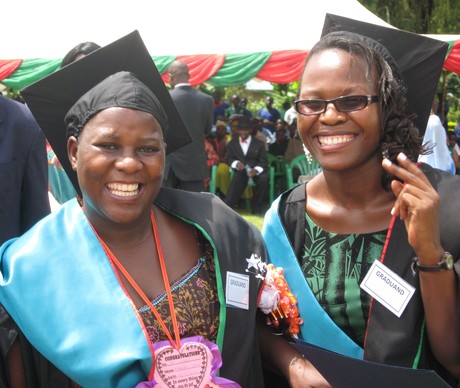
top-left (303, 144), bottom-right (313, 163)
top-left (382, 148), bottom-right (389, 160)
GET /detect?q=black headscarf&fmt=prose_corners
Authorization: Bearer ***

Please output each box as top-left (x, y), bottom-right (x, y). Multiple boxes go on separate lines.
top-left (65, 71), bottom-right (168, 139)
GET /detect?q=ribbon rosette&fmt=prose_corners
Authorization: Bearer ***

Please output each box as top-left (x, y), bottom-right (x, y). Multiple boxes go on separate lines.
top-left (258, 264), bottom-right (303, 336)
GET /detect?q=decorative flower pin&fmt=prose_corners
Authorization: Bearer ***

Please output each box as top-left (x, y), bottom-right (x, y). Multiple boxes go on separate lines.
top-left (245, 253), bottom-right (303, 337)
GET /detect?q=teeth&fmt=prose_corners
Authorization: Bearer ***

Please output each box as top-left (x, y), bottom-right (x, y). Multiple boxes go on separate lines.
top-left (318, 135), bottom-right (354, 146)
top-left (107, 183), bottom-right (139, 197)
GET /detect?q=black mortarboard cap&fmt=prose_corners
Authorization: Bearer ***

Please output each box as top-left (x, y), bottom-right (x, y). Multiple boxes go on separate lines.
top-left (21, 30), bottom-right (192, 194)
top-left (321, 14), bottom-right (448, 134)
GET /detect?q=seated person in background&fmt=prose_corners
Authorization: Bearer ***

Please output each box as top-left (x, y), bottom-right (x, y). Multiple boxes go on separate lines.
top-left (204, 132), bottom-right (219, 190)
top-left (454, 120), bottom-right (460, 146)
top-left (258, 96), bottom-right (280, 135)
top-left (284, 119), bottom-right (304, 163)
top-left (210, 120), bottom-right (231, 197)
top-left (205, 133), bottom-right (219, 169)
top-left (227, 95), bottom-right (253, 119)
top-left (251, 117), bottom-right (269, 151)
top-left (210, 119), bottom-right (230, 162)
top-left (275, 118), bottom-right (290, 138)
top-left (224, 115), bottom-right (269, 215)
top-left (228, 114), bottom-right (241, 141)
top-left (284, 103), bottom-right (297, 132)
top-left (269, 128), bottom-right (289, 157)
top-left (418, 99), bottom-right (455, 174)
top-left (447, 132), bottom-right (460, 174)
top-left (212, 90), bottom-right (230, 123)
top-left (241, 96), bottom-right (250, 111)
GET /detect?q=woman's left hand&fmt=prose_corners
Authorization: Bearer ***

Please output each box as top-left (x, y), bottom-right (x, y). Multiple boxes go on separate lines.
top-left (382, 152), bottom-right (443, 262)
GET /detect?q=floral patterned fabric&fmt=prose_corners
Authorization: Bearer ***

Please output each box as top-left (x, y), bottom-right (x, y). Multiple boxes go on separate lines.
top-left (138, 232), bottom-right (219, 343)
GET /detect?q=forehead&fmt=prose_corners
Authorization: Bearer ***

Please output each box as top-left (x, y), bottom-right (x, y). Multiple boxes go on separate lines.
top-left (301, 49), bottom-right (376, 94)
top-left (305, 49), bottom-right (372, 77)
top-left (83, 107), bottom-right (162, 134)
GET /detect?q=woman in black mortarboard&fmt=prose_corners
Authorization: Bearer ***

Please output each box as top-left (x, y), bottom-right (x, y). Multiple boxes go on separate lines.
top-left (0, 32), bottom-right (267, 387)
top-left (261, 15), bottom-right (460, 388)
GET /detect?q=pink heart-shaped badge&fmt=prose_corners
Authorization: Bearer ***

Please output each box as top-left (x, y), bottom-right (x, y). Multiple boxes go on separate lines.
top-left (154, 341), bottom-right (212, 388)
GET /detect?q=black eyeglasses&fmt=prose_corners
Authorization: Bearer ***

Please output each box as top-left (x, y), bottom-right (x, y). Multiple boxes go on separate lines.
top-left (294, 95), bottom-right (380, 116)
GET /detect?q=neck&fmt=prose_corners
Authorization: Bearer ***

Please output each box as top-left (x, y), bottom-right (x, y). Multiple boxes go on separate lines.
top-left (319, 164), bottom-right (392, 210)
top-left (307, 166), bottom-right (394, 234)
top-left (85, 207), bottom-right (154, 250)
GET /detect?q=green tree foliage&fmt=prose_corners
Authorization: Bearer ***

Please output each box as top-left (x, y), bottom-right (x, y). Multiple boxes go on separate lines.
top-left (358, 0), bottom-right (460, 33)
top-left (359, 2), bottom-right (460, 125)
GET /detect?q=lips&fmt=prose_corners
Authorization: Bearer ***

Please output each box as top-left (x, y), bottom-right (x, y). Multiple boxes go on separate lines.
top-left (107, 183), bottom-right (140, 197)
top-left (318, 134), bottom-right (354, 146)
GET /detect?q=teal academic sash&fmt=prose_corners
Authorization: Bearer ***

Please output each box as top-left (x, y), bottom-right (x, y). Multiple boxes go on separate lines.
top-left (0, 199), bottom-right (152, 387)
top-left (262, 197), bottom-right (363, 359)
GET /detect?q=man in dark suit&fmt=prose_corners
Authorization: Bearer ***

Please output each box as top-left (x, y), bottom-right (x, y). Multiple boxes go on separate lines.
top-left (164, 60), bottom-right (213, 192)
top-left (0, 95), bottom-right (50, 244)
top-left (0, 94), bottom-right (52, 387)
top-left (224, 115), bottom-right (269, 214)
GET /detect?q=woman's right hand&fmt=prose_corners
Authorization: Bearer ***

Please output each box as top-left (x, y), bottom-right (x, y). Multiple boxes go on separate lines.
top-left (288, 355), bottom-right (332, 388)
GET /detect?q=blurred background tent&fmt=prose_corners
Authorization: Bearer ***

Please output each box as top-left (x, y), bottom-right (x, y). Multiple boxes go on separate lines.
top-left (1, 0), bottom-right (459, 90)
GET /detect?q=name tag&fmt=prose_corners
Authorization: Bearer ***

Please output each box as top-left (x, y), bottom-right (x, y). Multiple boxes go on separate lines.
top-left (226, 272), bottom-right (249, 310)
top-left (360, 260), bottom-right (415, 317)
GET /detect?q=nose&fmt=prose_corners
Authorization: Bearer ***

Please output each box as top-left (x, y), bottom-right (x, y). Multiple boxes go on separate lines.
top-left (114, 151), bottom-right (142, 173)
top-left (320, 102), bottom-right (346, 124)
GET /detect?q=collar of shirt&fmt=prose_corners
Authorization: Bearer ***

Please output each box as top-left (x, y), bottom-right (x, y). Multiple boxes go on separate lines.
top-left (239, 135), bottom-right (252, 155)
top-left (174, 83), bottom-right (192, 88)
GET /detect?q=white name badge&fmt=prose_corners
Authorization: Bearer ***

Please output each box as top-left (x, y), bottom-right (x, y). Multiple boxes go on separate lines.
top-left (226, 271), bottom-right (250, 310)
top-left (360, 260), bottom-right (415, 317)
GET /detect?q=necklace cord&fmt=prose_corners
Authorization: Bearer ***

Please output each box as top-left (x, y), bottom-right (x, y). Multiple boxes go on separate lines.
top-left (94, 211), bottom-right (182, 349)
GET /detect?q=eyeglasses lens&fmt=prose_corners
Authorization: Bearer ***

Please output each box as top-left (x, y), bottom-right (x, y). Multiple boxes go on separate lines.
top-left (296, 95), bottom-right (373, 115)
top-left (336, 96), bottom-right (367, 112)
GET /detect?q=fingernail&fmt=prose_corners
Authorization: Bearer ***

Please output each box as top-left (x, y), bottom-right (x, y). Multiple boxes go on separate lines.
top-left (390, 207), bottom-right (395, 215)
top-left (397, 152), bottom-right (407, 161)
top-left (382, 158), bottom-right (392, 167)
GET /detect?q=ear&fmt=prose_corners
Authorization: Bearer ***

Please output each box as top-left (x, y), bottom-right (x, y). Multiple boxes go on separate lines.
top-left (67, 136), bottom-right (79, 171)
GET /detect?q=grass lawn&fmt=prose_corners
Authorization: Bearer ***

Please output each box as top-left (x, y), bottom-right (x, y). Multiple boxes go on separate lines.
top-left (237, 208), bottom-right (265, 232)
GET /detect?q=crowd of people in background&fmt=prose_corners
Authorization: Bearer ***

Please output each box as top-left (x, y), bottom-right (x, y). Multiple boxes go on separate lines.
top-left (418, 95), bottom-right (460, 175)
top-left (6, 57), bottom-right (460, 216)
top-left (204, 90), bottom-right (306, 212)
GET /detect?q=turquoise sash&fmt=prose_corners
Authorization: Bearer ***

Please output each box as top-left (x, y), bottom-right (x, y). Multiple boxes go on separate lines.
top-left (0, 200), bottom-right (152, 387)
top-left (262, 197), bottom-right (363, 359)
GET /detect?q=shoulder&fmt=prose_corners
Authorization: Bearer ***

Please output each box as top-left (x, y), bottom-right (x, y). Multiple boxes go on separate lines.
top-left (251, 137), bottom-right (266, 147)
top-left (0, 97), bottom-right (40, 133)
top-left (421, 163), bottom-right (460, 199)
top-left (421, 163), bottom-right (460, 183)
top-left (227, 138), bottom-right (238, 147)
top-left (156, 188), bottom-right (260, 234)
top-left (197, 91), bottom-right (213, 104)
top-left (282, 184), bottom-right (306, 206)
top-left (1, 200), bottom-right (80, 254)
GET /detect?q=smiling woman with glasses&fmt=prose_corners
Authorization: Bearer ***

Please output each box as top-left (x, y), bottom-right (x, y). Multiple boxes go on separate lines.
top-left (260, 18), bottom-right (460, 388)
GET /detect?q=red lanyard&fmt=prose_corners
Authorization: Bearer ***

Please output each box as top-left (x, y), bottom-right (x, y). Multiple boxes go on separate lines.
top-left (94, 211), bottom-right (182, 349)
top-left (363, 214), bottom-right (396, 350)
top-left (380, 215), bottom-right (396, 264)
